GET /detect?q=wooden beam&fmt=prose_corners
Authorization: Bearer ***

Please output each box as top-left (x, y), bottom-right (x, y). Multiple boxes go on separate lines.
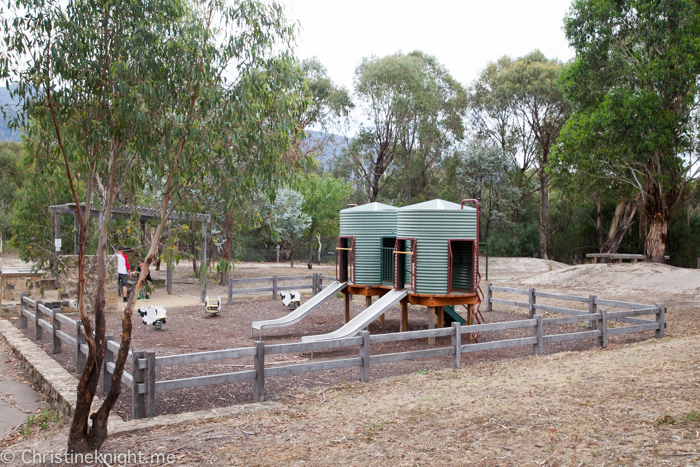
top-left (408, 294), bottom-right (478, 307)
top-left (344, 290), bottom-right (350, 323)
top-left (400, 298), bottom-right (408, 332)
top-left (437, 306), bottom-right (444, 328)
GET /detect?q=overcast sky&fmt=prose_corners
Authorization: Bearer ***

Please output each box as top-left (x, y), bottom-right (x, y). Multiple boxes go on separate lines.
top-left (283, 0), bottom-right (576, 91)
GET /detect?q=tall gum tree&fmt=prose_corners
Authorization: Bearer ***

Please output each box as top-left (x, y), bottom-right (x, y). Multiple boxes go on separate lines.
top-left (469, 51), bottom-right (570, 259)
top-left (556, 0), bottom-right (700, 262)
top-left (2, 0), bottom-right (306, 452)
top-left (341, 51), bottom-right (467, 204)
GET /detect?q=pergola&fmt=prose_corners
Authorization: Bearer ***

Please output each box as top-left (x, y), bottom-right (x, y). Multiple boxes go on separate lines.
top-left (48, 203), bottom-right (211, 300)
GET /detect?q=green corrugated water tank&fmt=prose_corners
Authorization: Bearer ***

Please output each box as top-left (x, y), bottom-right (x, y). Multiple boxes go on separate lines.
top-left (396, 199), bottom-right (477, 294)
top-left (339, 202), bottom-right (397, 286)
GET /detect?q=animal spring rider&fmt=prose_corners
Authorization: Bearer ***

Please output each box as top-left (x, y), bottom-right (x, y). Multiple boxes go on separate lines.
top-left (205, 296), bottom-right (221, 316)
top-left (139, 306), bottom-right (167, 331)
top-left (280, 291), bottom-right (301, 310)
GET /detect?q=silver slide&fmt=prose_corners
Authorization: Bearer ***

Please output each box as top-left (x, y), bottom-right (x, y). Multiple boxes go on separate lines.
top-left (301, 289), bottom-right (408, 342)
top-left (252, 281), bottom-right (348, 331)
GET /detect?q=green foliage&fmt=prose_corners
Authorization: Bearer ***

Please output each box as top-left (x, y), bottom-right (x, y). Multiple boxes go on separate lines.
top-left (0, 142), bottom-right (23, 239)
top-left (343, 50), bottom-right (467, 203)
top-left (451, 141), bottom-right (521, 241)
top-left (261, 188), bottom-right (310, 265)
top-left (556, 0), bottom-right (700, 259)
top-left (296, 172), bottom-right (352, 261)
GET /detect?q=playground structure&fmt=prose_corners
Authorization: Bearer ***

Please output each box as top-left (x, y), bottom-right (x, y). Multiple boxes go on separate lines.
top-left (303, 199), bottom-right (484, 342)
top-left (254, 199), bottom-right (485, 343)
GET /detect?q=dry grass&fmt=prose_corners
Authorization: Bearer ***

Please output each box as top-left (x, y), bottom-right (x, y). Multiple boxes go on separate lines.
top-left (6, 334), bottom-right (699, 466)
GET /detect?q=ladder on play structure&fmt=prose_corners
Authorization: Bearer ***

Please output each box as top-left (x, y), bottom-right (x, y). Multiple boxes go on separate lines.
top-left (444, 271), bottom-right (485, 342)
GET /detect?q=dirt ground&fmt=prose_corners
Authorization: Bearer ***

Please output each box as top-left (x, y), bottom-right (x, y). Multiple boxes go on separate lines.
top-left (2, 254), bottom-right (700, 465)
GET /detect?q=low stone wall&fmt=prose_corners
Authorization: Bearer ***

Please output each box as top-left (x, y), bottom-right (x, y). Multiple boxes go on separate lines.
top-left (1, 272), bottom-right (54, 305)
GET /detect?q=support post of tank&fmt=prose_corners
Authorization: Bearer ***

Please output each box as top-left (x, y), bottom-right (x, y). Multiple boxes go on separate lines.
top-left (436, 306), bottom-right (444, 328)
top-left (344, 290), bottom-right (350, 323)
top-left (365, 295), bottom-right (373, 330)
top-left (466, 303), bottom-right (473, 343)
top-left (400, 298), bottom-right (408, 332)
top-left (427, 307), bottom-right (436, 344)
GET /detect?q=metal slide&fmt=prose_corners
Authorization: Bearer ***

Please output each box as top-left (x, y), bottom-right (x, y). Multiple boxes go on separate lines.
top-left (252, 281), bottom-right (348, 331)
top-left (301, 289), bottom-right (408, 343)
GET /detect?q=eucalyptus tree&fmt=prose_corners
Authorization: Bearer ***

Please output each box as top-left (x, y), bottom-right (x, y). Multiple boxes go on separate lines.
top-left (342, 51), bottom-right (467, 203)
top-left (454, 141), bottom-right (521, 242)
top-left (556, 0), bottom-right (700, 262)
top-left (468, 51), bottom-right (570, 259)
top-left (262, 187), bottom-right (311, 266)
top-left (214, 57), bottom-right (349, 270)
top-left (296, 172), bottom-right (352, 263)
top-left (2, 0), bottom-right (306, 452)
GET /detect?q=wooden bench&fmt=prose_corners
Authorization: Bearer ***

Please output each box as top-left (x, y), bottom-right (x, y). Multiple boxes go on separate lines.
top-left (586, 253), bottom-right (670, 263)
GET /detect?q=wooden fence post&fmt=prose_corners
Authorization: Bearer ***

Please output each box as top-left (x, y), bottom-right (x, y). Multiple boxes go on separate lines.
top-left (588, 295), bottom-right (597, 329)
top-left (52, 308), bottom-right (61, 354)
top-left (34, 300), bottom-right (43, 340)
top-left (318, 274), bottom-right (323, 291)
top-left (655, 303), bottom-right (665, 338)
top-left (533, 314), bottom-right (543, 356)
top-left (272, 275), bottom-right (278, 300)
top-left (312, 273), bottom-right (318, 296)
top-left (451, 322), bottom-right (461, 369)
top-left (254, 341), bottom-right (265, 402)
top-left (132, 350), bottom-right (146, 420)
top-left (228, 277), bottom-right (233, 304)
top-left (145, 351), bottom-right (156, 418)
top-left (76, 320), bottom-right (86, 372)
top-left (19, 292), bottom-right (27, 329)
top-left (102, 335), bottom-right (113, 395)
top-left (528, 288), bottom-right (535, 319)
top-left (359, 330), bottom-right (370, 382)
top-left (598, 309), bottom-right (607, 348)
top-left (485, 283), bottom-right (492, 312)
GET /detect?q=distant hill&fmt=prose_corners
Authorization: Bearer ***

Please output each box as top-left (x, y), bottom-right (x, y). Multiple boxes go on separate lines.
top-left (301, 130), bottom-right (347, 170)
top-left (0, 84), bottom-right (21, 143)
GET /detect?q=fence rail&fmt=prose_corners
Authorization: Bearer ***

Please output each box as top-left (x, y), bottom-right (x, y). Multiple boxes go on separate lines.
top-left (13, 283), bottom-right (665, 420)
top-left (227, 273), bottom-right (334, 303)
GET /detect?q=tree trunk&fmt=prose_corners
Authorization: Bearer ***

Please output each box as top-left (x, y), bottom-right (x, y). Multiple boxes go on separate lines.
top-left (595, 192), bottom-right (603, 249)
top-left (86, 173), bottom-right (176, 451)
top-left (68, 148), bottom-right (116, 453)
top-left (192, 242), bottom-right (198, 278)
top-left (645, 213), bottom-right (668, 263)
top-left (538, 171), bottom-right (549, 260)
top-left (601, 199), bottom-right (638, 255)
top-left (316, 234), bottom-right (322, 265)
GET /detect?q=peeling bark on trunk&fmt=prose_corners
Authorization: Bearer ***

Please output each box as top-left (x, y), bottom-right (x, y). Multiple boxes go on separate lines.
top-left (595, 193), bottom-right (603, 249)
top-left (645, 214), bottom-right (668, 263)
top-left (601, 199), bottom-right (638, 256)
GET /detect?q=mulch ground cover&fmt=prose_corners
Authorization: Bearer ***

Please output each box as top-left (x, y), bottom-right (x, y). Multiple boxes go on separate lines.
top-left (9, 294), bottom-right (651, 420)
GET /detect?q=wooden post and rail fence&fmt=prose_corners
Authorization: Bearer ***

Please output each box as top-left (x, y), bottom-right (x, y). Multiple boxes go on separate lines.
top-left (14, 283), bottom-right (665, 420)
top-left (227, 273), bottom-right (336, 303)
